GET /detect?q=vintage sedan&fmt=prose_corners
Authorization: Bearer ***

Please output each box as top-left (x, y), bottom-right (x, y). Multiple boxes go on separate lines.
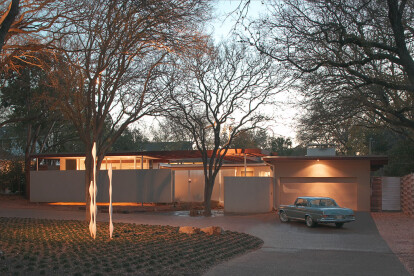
top-left (278, 197), bottom-right (355, 228)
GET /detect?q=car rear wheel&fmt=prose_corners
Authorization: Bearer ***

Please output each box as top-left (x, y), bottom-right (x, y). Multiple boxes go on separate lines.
top-left (279, 211), bottom-right (289, 222)
top-left (335, 222), bottom-right (344, 228)
top-left (305, 216), bottom-right (316, 228)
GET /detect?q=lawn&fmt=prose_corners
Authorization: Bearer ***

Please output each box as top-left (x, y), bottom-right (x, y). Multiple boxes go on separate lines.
top-left (0, 217), bottom-right (263, 275)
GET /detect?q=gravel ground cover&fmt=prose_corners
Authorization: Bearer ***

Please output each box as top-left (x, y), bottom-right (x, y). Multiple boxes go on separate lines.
top-left (371, 212), bottom-right (414, 275)
top-left (0, 217), bottom-right (263, 275)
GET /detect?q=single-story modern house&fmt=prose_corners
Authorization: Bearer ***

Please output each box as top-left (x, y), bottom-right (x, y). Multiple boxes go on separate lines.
top-left (30, 149), bottom-right (271, 205)
top-left (29, 147), bottom-right (388, 212)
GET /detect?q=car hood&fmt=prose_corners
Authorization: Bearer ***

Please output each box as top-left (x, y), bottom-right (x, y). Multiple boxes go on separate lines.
top-left (320, 208), bottom-right (354, 215)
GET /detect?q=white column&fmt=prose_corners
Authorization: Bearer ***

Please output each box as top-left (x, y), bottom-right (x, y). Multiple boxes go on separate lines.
top-left (219, 169), bottom-right (222, 202)
top-left (188, 170), bottom-right (191, 202)
top-left (244, 153), bottom-right (247, 177)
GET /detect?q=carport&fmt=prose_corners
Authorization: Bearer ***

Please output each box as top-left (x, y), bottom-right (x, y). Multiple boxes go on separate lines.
top-left (263, 156), bottom-right (388, 211)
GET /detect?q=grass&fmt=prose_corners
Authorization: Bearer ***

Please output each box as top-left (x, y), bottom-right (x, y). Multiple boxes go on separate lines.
top-left (0, 217), bottom-right (263, 275)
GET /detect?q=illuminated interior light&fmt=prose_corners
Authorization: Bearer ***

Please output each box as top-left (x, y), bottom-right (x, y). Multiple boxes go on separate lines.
top-left (47, 202), bottom-right (155, 206)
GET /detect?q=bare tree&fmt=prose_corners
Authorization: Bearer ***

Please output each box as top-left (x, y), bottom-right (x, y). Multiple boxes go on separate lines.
top-left (164, 41), bottom-right (287, 216)
top-left (0, 0), bottom-right (68, 72)
top-left (296, 99), bottom-right (364, 154)
top-left (247, 0), bottom-right (414, 138)
top-left (47, 0), bottom-right (209, 220)
top-left (0, 52), bottom-right (71, 196)
top-left (0, 0), bottom-right (19, 52)
top-left (0, 0), bottom-right (70, 133)
top-left (150, 118), bottom-right (194, 144)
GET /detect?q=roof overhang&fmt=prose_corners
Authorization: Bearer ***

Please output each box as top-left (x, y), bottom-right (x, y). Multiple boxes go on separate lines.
top-left (31, 149), bottom-right (272, 164)
top-left (159, 163), bottom-right (270, 169)
top-left (263, 155), bottom-right (388, 171)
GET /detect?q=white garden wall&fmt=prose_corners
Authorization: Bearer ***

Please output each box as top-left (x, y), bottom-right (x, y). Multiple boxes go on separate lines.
top-left (30, 169), bottom-right (173, 203)
top-left (224, 176), bottom-right (273, 213)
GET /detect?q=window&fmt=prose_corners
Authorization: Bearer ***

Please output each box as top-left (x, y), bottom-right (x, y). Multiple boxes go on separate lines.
top-left (310, 199), bottom-right (338, 207)
top-left (240, 171), bottom-right (253, 176)
top-left (295, 198), bottom-right (308, 207)
top-left (66, 159), bottom-right (77, 170)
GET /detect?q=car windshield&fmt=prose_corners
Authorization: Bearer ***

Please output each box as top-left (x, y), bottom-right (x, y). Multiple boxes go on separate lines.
top-left (310, 199), bottom-right (338, 207)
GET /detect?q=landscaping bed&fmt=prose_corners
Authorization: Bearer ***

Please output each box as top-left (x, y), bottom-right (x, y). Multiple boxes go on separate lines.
top-left (371, 212), bottom-right (414, 275)
top-left (0, 217), bottom-right (263, 275)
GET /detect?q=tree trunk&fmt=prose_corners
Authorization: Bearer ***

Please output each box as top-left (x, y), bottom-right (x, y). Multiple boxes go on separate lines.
top-left (84, 146), bottom-right (104, 221)
top-left (203, 176), bottom-right (215, 217)
top-left (0, 0), bottom-right (19, 52)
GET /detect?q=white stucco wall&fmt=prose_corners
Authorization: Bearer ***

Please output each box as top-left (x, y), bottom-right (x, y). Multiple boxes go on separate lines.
top-left (173, 166), bottom-right (271, 203)
top-left (30, 169), bottom-right (173, 203)
top-left (224, 176), bottom-right (273, 213)
top-left (31, 171), bottom-right (85, 202)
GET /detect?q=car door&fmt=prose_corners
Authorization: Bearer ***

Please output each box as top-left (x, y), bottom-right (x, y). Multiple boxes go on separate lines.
top-left (295, 198), bottom-right (308, 219)
top-left (282, 202), bottom-right (295, 217)
top-left (290, 198), bottom-right (307, 219)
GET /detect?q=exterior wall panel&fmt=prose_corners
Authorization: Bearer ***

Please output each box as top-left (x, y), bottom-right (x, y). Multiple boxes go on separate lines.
top-left (31, 171), bottom-right (85, 202)
top-left (30, 169), bottom-right (173, 203)
top-left (224, 176), bottom-right (273, 213)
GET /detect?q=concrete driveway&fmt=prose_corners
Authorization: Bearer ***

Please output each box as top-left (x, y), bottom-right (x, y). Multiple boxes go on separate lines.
top-left (0, 208), bottom-right (409, 276)
top-left (204, 212), bottom-right (410, 276)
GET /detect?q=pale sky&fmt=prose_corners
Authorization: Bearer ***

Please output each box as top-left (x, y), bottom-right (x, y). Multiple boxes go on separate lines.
top-left (209, 0), bottom-right (301, 143)
top-left (140, 0), bottom-right (301, 144)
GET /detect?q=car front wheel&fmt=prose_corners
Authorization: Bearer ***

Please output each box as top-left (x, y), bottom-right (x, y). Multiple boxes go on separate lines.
top-left (335, 222), bottom-right (344, 228)
top-left (279, 211), bottom-right (289, 222)
top-left (305, 215), bottom-right (316, 228)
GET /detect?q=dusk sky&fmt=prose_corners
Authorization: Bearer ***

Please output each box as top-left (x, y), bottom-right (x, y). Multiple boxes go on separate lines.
top-left (210, 0), bottom-right (300, 142)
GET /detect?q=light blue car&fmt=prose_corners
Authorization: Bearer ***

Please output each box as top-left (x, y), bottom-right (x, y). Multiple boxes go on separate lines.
top-left (278, 197), bottom-right (356, 228)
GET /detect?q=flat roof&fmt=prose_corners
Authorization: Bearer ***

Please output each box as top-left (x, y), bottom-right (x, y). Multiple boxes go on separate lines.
top-left (159, 163), bottom-right (270, 169)
top-left (263, 155), bottom-right (388, 171)
top-left (31, 149), bottom-right (271, 164)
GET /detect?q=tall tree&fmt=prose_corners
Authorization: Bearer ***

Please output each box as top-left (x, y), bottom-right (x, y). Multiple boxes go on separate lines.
top-left (0, 0), bottom-right (19, 52)
top-left (164, 41), bottom-right (287, 216)
top-left (0, 54), bottom-right (66, 196)
top-left (0, 0), bottom-right (67, 72)
top-left (47, 0), bottom-right (210, 220)
top-left (230, 129), bottom-right (269, 149)
top-left (150, 118), bottom-right (194, 144)
top-left (247, 0), bottom-right (414, 138)
top-left (296, 98), bottom-right (367, 154)
top-left (111, 127), bottom-right (148, 152)
top-left (269, 136), bottom-right (294, 156)
top-left (0, 0), bottom-right (71, 136)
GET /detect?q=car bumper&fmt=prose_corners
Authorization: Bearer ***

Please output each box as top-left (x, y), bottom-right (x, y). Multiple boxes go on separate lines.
top-left (318, 217), bottom-right (355, 223)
